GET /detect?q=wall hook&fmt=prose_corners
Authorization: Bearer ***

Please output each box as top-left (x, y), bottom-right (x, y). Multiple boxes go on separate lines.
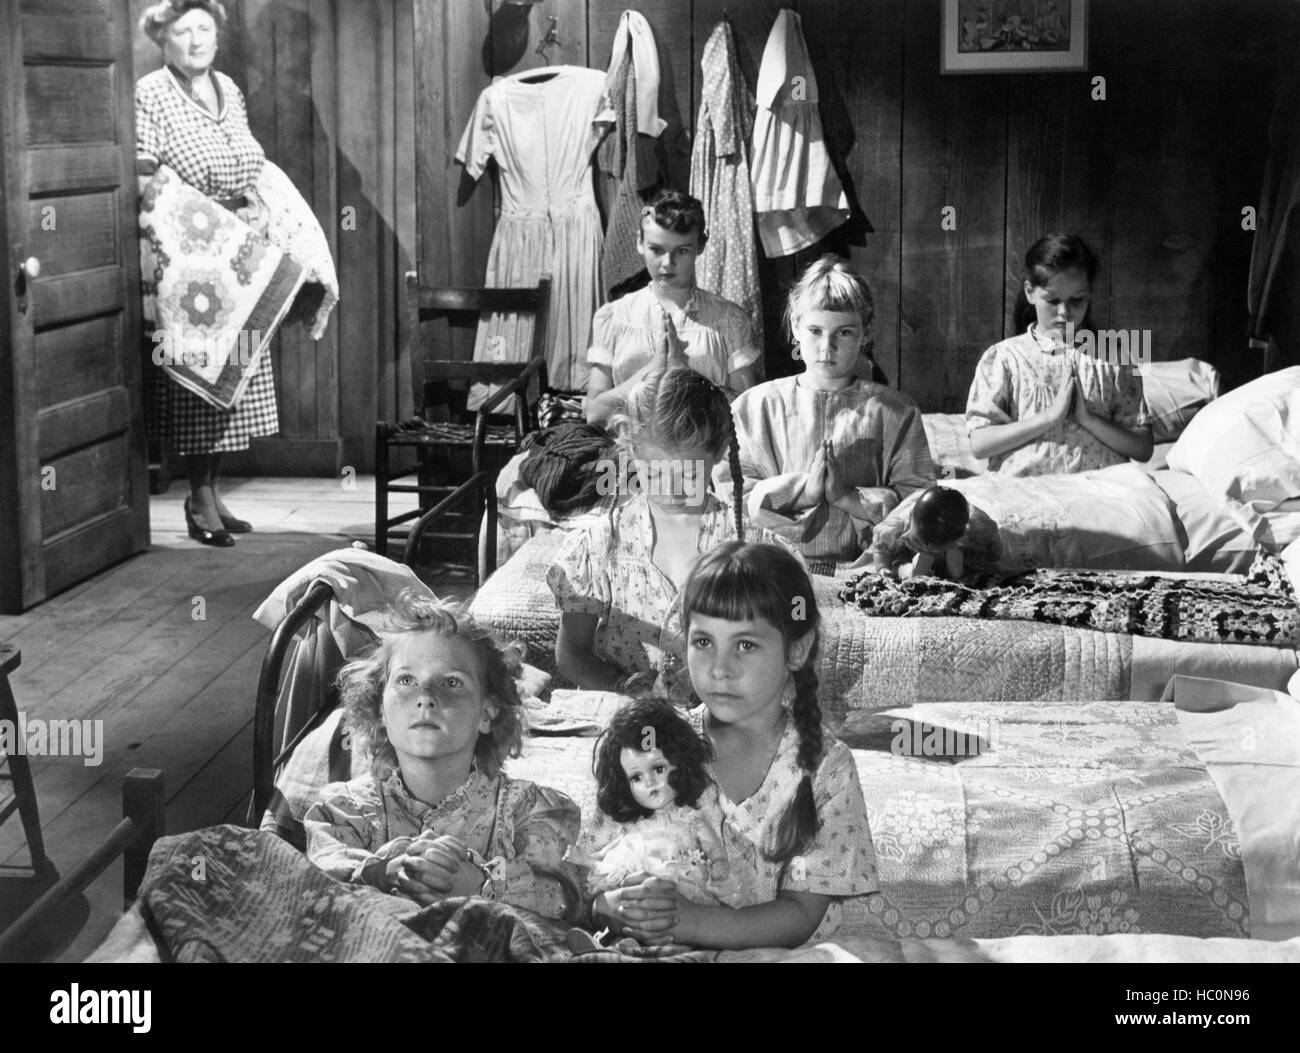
top-left (535, 14), bottom-right (561, 57)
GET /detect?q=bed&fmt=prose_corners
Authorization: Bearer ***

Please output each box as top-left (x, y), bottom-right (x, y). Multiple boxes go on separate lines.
top-left (79, 673), bottom-right (1300, 962)
top-left (469, 364), bottom-right (1300, 706)
top-left (43, 553), bottom-right (1299, 963)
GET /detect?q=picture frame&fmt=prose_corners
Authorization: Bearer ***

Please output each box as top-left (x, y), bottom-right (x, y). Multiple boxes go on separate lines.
top-left (942, 0), bottom-right (1089, 74)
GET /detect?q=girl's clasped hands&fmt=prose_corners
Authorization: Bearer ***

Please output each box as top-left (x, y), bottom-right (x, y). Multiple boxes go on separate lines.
top-left (385, 833), bottom-right (485, 904)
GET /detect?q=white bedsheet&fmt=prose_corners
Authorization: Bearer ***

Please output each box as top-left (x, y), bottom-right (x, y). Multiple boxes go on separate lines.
top-left (1130, 636), bottom-right (1300, 702)
top-left (1168, 675), bottom-right (1300, 940)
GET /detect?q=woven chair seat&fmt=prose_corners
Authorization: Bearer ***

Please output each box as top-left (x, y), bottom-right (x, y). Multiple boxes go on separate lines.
top-left (391, 419), bottom-right (520, 446)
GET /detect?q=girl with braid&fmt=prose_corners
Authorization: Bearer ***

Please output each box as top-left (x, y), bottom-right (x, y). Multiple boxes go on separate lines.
top-left (591, 542), bottom-right (877, 948)
top-left (547, 367), bottom-right (796, 691)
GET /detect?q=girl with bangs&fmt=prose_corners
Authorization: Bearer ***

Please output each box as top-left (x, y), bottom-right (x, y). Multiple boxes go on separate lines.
top-left (588, 542), bottom-right (878, 949)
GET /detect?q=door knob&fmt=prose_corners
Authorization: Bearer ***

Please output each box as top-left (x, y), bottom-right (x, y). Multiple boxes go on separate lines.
top-left (15, 254), bottom-right (39, 315)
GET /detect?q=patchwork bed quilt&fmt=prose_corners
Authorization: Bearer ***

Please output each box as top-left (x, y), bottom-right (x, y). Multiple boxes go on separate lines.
top-left (840, 551), bottom-right (1300, 648)
top-left (117, 696), bottom-right (1251, 962)
top-left (127, 826), bottom-right (709, 963)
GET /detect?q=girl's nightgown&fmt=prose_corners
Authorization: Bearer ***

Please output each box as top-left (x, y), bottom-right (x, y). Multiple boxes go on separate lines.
top-left (688, 706), bottom-right (879, 942)
top-left (966, 326), bottom-right (1149, 476)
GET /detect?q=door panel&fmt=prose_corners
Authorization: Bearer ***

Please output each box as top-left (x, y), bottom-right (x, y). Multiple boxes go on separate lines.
top-left (0, 0), bottom-right (147, 612)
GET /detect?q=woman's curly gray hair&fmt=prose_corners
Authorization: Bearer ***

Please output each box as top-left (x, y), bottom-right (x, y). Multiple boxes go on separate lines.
top-left (140, 0), bottom-right (227, 46)
top-left (337, 588), bottom-right (526, 779)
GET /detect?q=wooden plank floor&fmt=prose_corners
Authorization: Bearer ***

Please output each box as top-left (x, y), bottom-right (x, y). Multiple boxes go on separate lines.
top-left (0, 475), bottom-right (446, 962)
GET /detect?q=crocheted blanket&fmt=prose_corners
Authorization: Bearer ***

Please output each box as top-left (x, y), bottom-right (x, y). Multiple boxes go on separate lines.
top-left (840, 552), bottom-right (1300, 647)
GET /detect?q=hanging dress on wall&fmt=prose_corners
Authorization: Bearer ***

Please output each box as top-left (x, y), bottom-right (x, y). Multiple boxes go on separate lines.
top-left (457, 66), bottom-right (607, 398)
top-left (598, 10), bottom-right (667, 294)
top-left (750, 9), bottom-right (849, 257)
top-left (691, 20), bottom-right (764, 366)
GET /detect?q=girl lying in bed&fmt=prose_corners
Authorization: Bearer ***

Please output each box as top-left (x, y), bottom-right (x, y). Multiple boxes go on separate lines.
top-left (303, 589), bottom-right (581, 919)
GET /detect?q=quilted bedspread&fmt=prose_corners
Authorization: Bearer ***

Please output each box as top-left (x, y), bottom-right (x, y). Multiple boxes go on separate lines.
top-left (510, 698), bottom-right (1250, 941)
top-left (123, 697), bottom-right (1246, 961)
top-left (469, 531), bottom-right (1132, 709)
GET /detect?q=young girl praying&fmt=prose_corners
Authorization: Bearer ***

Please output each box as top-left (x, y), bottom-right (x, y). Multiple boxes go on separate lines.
top-left (585, 189), bottom-right (759, 425)
top-left (590, 541), bottom-right (878, 949)
top-left (728, 255), bottom-right (935, 563)
top-left (966, 233), bottom-right (1152, 475)
top-left (303, 590), bottom-right (581, 919)
top-left (548, 366), bottom-right (794, 691)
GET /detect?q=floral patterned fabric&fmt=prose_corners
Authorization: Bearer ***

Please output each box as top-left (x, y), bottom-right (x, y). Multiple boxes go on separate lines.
top-left (130, 825), bottom-right (714, 962)
top-left (691, 21), bottom-right (763, 362)
top-left (304, 768), bottom-right (581, 920)
top-left (545, 492), bottom-right (789, 681)
top-left (687, 706), bottom-right (880, 942)
top-left (966, 327), bottom-right (1149, 476)
top-left (842, 699), bottom-right (1249, 939)
top-left (139, 164), bottom-right (304, 413)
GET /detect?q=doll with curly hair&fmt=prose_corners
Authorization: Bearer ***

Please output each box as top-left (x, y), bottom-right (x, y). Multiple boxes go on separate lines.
top-left (572, 696), bottom-right (744, 908)
top-left (303, 588), bottom-right (581, 919)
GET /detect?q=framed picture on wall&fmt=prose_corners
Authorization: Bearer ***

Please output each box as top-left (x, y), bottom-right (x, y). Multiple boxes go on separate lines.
top-left (942, 0), bottom-right (1089, 74)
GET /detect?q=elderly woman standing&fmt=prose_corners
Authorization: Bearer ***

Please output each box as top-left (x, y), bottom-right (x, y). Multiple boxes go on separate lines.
top-left (135, 0), bottom-right (280, 545)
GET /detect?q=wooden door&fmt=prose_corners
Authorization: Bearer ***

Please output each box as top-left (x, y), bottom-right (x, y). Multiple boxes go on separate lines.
top-left (0, 0), bottom-right (148, 613)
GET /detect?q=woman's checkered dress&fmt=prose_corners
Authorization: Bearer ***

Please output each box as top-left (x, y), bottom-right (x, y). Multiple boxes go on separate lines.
top-left (136, 66), bottom-right (278, 454)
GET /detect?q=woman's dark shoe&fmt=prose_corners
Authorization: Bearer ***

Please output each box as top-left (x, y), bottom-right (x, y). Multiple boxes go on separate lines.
top-left (184, 497), bottom-right (235, 547)
top-left (218, 512), bottom-right (252, 533)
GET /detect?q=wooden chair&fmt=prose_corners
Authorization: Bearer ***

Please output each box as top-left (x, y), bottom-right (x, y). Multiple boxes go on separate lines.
top-left (375, 271), bottom-right (551, 586)
top-left (0, 646), bottom-right (48, 880)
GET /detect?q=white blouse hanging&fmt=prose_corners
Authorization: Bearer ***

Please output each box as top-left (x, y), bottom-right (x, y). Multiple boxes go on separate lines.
top-left (750, 9), bottom-right (850, 257)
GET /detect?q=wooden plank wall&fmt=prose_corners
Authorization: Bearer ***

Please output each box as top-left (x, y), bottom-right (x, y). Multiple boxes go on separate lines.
top-left (129, 0), bottom-right (416, 475)
top-left (121, 0), bottom-right (1298, 471)
top-left (416, 0), bottom-right (1299, 412)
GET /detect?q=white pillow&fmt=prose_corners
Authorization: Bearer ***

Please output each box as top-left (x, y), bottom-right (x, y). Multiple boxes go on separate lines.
top-left (1141, 358), bottom-right (1220, 443)
top-left (1149, 468), bottom-right (1258, 573)
top-left (1281, 536), bottom-right (1300, 597)
top-left (1167, 366), bottom-right (1300, 545)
